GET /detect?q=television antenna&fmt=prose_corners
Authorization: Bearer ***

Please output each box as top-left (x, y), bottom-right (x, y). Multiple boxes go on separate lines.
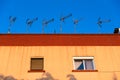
top-left (97, 17), bottom-right (111, 33)
top-left (26, 17), bottom-right (38, 32)
top-left (73, 18), bottom-right (83, 33)
top-left (60, 13), bottom-right (72, 33)
top-left (8, 16), bottom-right (16, 33)
top-left (42, 18), bottom-right (54, 33)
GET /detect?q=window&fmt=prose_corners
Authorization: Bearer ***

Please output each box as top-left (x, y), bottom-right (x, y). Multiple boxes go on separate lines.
top-left (73, 57), bottom-right (95, 70)
top-left (31, 58), bottom-right (44, 70)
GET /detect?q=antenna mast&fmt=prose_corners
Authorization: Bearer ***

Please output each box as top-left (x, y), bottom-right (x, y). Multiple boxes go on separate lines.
top-left (26, 17), bottom-right (38, 33)
top-left (42, 18), bottom-right (54, 33)
top-left (8, 16), bottom-right (16, 33)
top-left (97, 17), bottom-right (111, 33)
top-left (73, 18), bottom-right (83, 33)
top-left (60, 13), bottom-right (72, 33)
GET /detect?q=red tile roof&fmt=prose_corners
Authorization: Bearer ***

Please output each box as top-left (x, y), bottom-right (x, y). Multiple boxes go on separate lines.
top-left (0, 34), bottom-right (120, 46)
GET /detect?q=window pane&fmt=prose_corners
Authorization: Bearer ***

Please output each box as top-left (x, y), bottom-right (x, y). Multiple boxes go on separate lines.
top-left (31, 58), bottom-right (43, 70)
top-left (85, 59), bottom-right (94, 70)
top-left (74, 59), bottom-right (84, 70)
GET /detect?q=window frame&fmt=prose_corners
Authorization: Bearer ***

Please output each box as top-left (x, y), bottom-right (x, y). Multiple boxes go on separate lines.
top-left (28, 57), bottom-right (45, 72)
top-left (73, 56), bottom-right (95, 70)
top-left (31, 58), bottom-right (44, 70)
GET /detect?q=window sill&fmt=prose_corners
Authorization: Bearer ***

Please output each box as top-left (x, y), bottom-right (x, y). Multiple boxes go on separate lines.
top-left (72, 70), bottom-right (98, 72)
top-left (28, 70), bottom-right (45, 72)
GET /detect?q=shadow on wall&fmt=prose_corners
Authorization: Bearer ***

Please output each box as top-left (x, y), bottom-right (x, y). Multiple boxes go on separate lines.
top-left (113, 73), bottom-right (117, 80)
top-left (67, 74), bottom-right (77, 80)
top-left (36, 73), bottom-right (77, 80)
top-left (36, 72), bottom-right (58, 80)
top-left (0, 74), bottom-right (16, 80)
top-left (0, 72), bottom-right (118, 80)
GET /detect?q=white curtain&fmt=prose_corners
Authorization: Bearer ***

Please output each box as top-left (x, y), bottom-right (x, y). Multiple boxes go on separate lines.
top-left (85, 60), bottom-right (93, 70)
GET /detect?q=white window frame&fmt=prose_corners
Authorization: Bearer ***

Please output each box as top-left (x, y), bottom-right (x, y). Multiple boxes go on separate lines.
top-left (73, 56), bottom-right (95, 70)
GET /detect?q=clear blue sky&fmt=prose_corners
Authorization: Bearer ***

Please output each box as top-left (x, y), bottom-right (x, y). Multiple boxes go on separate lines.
top-left (0, 0), bottom-right (120, 34)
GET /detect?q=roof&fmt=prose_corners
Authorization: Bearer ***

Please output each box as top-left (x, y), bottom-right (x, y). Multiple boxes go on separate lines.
top-left (0, 34), bottom-right (120, 46)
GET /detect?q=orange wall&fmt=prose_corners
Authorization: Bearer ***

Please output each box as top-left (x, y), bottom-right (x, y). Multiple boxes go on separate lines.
top-left (0, 46), bottom-right (120, 80)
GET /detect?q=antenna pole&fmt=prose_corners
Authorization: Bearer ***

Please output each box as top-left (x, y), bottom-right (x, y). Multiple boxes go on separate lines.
top-left (26, 17), bottom-right (38, 33)
top-left (60, 21), bottom-right (62, 33)
top-left (42, 18), bottom-right (54, 34)
top-left (60, 13), bottom-right (72, 33)
top-left (54, 29), bottom-right (56, 34)
top-left (27, 26), bottom-right (30, 33)
top-left (8, 28), bottom-right (10, 34)
top-left (73, 19), bottom-right (82, 33)
top-left (98, 26), bottom-right (101, 34)
top-left (8, 16), bottom-right (16, 33)
top-left (73, 20), bottom-right (78, 33)
top-left (42, 24), bottom-right (45, 34)
top-left (8, 24), bottom-right (11, 34)
top-left (74, 24), bottom-right (76, 33)
top-left (97, 17), bottom-right (111, 34)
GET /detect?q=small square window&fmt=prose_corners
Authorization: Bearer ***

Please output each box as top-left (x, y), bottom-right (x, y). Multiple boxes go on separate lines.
top-left (73, 57), bottom-right (95, 70)
top-left (31, 58), bottom-right (44, 70)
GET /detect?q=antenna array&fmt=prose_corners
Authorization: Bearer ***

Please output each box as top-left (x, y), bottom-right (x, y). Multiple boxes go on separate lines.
top-left (4, 15), bottom-right (113, 34)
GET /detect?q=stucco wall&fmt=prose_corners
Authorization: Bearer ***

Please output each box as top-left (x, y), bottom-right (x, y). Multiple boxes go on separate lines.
top-left (0, 46), bottom-right (120, 80)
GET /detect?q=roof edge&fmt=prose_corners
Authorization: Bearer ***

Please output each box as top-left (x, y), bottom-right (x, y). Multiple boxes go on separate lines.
top-left (0, 34), bottom-right (120, 46)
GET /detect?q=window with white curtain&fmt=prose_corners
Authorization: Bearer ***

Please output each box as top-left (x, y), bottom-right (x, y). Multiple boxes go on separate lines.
top-left (73, 57), bottom-right (95, 70)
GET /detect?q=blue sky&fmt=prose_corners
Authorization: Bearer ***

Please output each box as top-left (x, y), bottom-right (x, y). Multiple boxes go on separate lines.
top-left (0, 0), bottom-right (120, 34)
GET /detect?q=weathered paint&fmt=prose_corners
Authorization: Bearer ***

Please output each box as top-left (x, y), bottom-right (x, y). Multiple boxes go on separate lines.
top-left (0, 46), bottom-right (120, 80)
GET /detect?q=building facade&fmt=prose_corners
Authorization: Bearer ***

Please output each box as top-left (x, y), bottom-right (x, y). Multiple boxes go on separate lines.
top-left (0, 34), bottom-right (120, 80)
